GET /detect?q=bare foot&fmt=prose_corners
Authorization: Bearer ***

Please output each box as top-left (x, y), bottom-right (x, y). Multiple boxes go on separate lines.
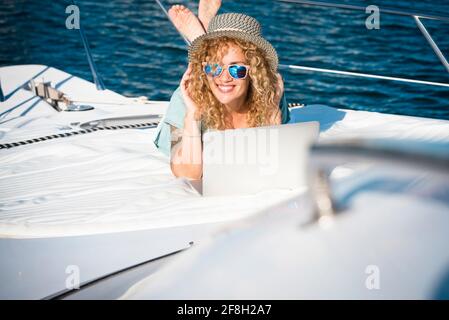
top-left (168, 5), bottom-right (206, 43)
top-left (198, 0), bottom-right (222, 31)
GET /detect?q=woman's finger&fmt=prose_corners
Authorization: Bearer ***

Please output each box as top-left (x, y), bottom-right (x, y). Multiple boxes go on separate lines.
top-left (184, 63), bottom-right (192, 78)
top-left (276, 73), bottom-right (283, 85)
top-left (279, 74), bottom-right (284, 89)
top-left (179, 64), bottom-right (199, 113)
top-left (181, 64), bottom-right (192, 88)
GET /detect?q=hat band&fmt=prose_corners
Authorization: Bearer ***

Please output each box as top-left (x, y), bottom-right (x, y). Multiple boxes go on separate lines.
top-left (211, 27), bottom-right (260, 35)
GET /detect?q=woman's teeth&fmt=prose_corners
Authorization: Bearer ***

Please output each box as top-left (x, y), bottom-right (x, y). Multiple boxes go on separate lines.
top-left (218, 85), bottom-right (235, 93)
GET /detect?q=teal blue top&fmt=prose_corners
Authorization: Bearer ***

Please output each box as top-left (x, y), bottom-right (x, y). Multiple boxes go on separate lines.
top-left (153, 86), bottom-right (291, 157)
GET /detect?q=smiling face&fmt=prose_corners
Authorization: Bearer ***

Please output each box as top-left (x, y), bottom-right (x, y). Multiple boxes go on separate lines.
top-left (206, 43), bottom-right (250, 110)
top-left (188, 37), bottom-right (278, 130)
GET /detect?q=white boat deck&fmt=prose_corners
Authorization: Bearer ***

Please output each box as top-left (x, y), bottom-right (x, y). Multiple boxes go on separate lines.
top-left (1, 65), bottom-right (448, 299)
top-left (1, 65), bottom-right (449, 239)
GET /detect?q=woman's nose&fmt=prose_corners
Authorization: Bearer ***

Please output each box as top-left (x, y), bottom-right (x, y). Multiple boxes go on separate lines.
top-left (220, 67), bottom-right (233, 82)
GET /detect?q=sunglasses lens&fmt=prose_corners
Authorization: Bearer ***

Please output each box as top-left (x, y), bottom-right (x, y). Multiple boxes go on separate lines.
top-left (204, 64), bottom-right (212, 75)
top-left (229, 65), bottom-right (248, 79)
top-left (205, 64), bottom-right (223, 77)
top-left (204, 64), bottom-right (247, 79)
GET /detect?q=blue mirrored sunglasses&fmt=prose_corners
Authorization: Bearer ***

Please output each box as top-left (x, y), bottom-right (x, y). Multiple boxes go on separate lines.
top-left (203, 63), bottom-right (250, 79)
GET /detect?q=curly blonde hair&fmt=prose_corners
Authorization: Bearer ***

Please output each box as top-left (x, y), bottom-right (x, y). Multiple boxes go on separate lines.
top-left (188, 37), bottom-right (279, 130)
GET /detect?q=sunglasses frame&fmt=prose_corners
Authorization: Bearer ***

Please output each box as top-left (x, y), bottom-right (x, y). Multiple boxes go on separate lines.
top-left (202, 62), bottom-right (251, 80)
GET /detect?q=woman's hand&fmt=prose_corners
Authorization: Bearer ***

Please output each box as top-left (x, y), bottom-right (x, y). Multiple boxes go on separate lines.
top-left (171, 64), bottom-right (203, 180)
top-left (180, 63), bottom-right (199, 117)
top-left (274, 72), bottom-right (285, 106)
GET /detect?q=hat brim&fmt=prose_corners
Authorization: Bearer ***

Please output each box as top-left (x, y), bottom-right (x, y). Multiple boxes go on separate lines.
top-left (188, 30), bottom-right (278, 72)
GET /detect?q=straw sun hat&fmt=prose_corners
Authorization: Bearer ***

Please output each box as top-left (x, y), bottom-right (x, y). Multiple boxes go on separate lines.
top-left (188, 13), bottom-right (279, 72)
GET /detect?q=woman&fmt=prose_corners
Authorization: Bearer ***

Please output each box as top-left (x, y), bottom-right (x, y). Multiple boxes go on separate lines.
top-left (153, 12), bottom-right (290, 179)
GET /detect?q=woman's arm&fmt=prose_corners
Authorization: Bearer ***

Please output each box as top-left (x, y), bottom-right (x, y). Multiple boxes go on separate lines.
top-left (170, 64), bottom-right (203, 179)
top-left (170, 112), bottom-right (203, 179)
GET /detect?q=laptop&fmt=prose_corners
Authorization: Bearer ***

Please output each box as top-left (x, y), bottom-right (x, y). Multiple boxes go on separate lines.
top-left (202, 121), bottom-right (319, 196)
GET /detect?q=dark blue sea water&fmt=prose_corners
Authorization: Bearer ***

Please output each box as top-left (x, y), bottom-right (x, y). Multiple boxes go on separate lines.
top-left (1, 0), bottom-right (449, 119)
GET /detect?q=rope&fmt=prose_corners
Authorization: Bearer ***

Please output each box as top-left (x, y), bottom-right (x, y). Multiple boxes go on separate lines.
top-left (0, 102), bottom-right (307, 150)
top-left (0, 121), bottom-right (160, 150)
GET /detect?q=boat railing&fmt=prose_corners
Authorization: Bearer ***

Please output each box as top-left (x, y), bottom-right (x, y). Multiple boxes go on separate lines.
top-left (69, 0), bottom-right (449, 95)
top-left (71, 0), bottom-right (105, 91)
top-left (277, 0), bottom-right (449, 86)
